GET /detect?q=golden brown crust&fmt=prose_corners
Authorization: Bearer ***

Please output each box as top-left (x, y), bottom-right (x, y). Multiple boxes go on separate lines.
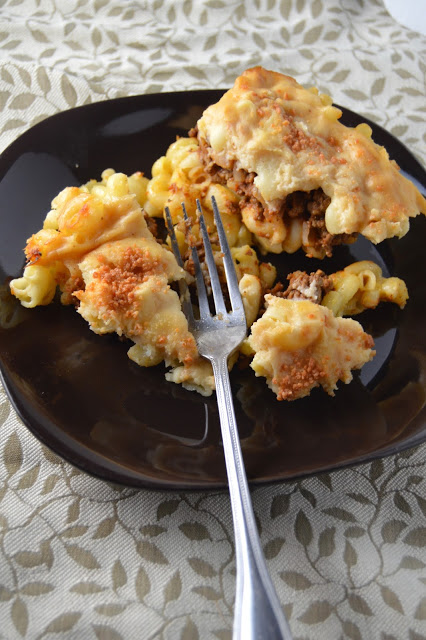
top-left (248, 295), bottom-right (375, 400)
top-left (196, 66), bottom-right (426, 254)
top-left (75, 237), bottom-right (199, 369)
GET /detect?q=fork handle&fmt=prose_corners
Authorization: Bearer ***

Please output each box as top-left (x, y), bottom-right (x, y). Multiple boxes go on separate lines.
top-left (211, 356), bottom-right (293, 640)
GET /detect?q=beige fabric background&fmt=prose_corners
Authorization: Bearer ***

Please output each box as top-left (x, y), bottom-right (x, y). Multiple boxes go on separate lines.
top-left (1, 1), bottom-right (425, 638)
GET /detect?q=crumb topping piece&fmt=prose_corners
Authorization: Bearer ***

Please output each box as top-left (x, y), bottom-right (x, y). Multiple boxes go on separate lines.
top-left (196, 66), bottom-right (426, 254)
top-left (75, 237), bottom-right (199, 370)
top-left (248, 295), bottom-right (375, 400)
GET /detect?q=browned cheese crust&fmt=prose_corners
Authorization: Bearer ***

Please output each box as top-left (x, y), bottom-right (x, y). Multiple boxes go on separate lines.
top-left (195, 66), bottom-right (426, 258)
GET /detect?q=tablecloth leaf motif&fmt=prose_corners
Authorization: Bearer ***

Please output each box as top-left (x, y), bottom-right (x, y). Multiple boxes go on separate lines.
top-left (403, 528), bottom-right (426, 547)
top-left (298, 599), bottom-right (332, 624)
top-left (270, 492), bottom-right (291, 518)
top-left (181, 617), bottom-right (199, 640)
top-left (40, 611), bottom-right (82, 635)
top-left (163, 570), bottom-right (182, 604)
top-left (317, 526), bottom-right (335, 556)
top-left (399, 555), bottom-right (425, 570)
top-left (415, 598), bottom-right (426, 620)
top-left (135, 566), bottom-right (151, 601)
top-left (60, 74), bottom-right (78, 108)
top-left (93, 624), bottom-right (123, 640)
top-left (61, 525), bottom-right (89, 538)
top-left (299, 487), bottom-right (317, 508)
top-left (279, 571), bottom-right (313, 591)
top-left (9, 93), bottom-right (35, 109)
top-left (212, 630), bottom-right (231, 640)
top-left (263, 536), bottom-right (285, 559)
top-left (14, 551), bottom-right (44, 569)
top-left (140, 524), bottom-right (166, 537)
top-left (342, 619), bottom-right (362, 640)
top-left (20, 582), bottom-right (54, 596)
top-left (187, 557), bottom-right (217, 578)
top-left (347, 492), bottom-right (374, 506)
top-left (157, 499), bottom-right (180, 519)
top-left (347, 593), bottom-right (373, 617)
top-left (40, 474), bottom-right (60, 495)
top-left (380, 585), bottom-right (404, 614)
top-left (66, 498), bottom-right (81, 523)
top-left (1, 1), bottom-right (426, 638)
top-left (192, 585), bottom-right (221, 601)
top-left (344, 539), bottom-right (358, 568)
top-left (65, 544), bottom-right (101, 569)
top-left (179, 522), bottom-right (211, 541)
top-left (4, 432), bottom-right (23, 477)
top-left (136, 540), bottom-right (169, 565)
top-left (95, 603), bottom-right (127, 617)
top-left (322, 506), bottom-right (357, 522)
top-left (415, 494), bottom-right (426, 516)
top-left (16, 464), bottom-right (40, 490)
top-left (0, 586), bottom-right (13, 601)
top-left (294, 510), bottom-right (313, 546)
top-left (111, 559), bottom-right (127, 590)
top-left (70, 581), bottom-right (106, 595)
top-left (93, 516), bottom-right (117, 539)
top-left (381, 519), bottom-right (408, 544)
top-left (12, 597), bottom-right (28, 637)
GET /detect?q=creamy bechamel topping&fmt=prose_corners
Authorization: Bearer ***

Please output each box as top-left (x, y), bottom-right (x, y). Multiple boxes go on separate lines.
top-left (196, 66), bottom-right (426, 254)
top-left (248, 295), bottom-right (375, 400)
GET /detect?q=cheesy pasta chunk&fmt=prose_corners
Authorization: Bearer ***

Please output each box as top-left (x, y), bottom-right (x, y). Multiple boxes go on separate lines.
top-left (11, 171), bottom-right (152, 307)
top-left (9, 63), bottom-right (418, 404)
top-left (248, 295), bottom-right (375, 400)
top-left (195, 66), bottom-right (426, 258)
top-left (74, 237), bottom-right (202, 373)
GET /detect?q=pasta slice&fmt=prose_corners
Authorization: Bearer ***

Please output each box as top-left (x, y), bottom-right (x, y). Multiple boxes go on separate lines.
top-left (248, 295), bottom-right (375, 401)
top-left (10, 171), bottom-right (152, 307)
top-left (74, 236), bottom-right (213, 389)
top-left (194, 66), bottom-right (426, 258)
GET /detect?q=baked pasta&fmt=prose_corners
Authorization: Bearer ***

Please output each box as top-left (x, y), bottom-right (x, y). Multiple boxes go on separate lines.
top-left (9, 171), bottom-right (212, 393)
top-left (247, 296), bottom-right (375, 401)
top-left (9, 66), bottom-right (419, 402)
top-left (322, 260), bottom-right (408, 317)
top-left (9, 168), bottom-right (408, 400)
top-left (193, 66), bottom-right (426, 258)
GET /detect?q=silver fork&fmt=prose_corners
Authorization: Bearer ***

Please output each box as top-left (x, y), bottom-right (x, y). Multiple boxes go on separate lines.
top-left (165, 197), bottom-right (293, 640)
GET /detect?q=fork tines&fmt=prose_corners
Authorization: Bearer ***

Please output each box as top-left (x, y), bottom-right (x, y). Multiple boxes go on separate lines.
top-left (165, 197), bottom-right (245, 323)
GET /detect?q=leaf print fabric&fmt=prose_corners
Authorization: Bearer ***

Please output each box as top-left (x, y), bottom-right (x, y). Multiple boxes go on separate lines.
top-left (1, 0), bottom-right (426, 638)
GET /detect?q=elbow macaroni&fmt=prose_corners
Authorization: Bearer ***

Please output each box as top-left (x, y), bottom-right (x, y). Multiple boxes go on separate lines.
top-left (145, 137), bottom-right (252, 251)
top-left (10, 265), bottom-right (56, 308)
top-left (11, 170), bottom-right (152, 308)
top-left (322, 260), bottom-right (408, 317)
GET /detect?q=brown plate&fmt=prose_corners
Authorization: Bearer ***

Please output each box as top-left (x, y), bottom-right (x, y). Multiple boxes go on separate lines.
top-left (0, 90), bottom-right (425, 489)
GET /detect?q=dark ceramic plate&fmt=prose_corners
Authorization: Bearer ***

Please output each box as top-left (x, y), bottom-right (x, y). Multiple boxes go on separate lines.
top-left (0, 91), bottom-right (425, 490)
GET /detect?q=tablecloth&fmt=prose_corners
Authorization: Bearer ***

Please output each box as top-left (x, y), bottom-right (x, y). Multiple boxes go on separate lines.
top-left (1, 1), bottom-right (425, 638)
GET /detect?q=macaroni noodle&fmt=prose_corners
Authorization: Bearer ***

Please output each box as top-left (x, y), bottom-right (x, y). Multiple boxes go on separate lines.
top-left (322, 260), bottom-right (408, 316)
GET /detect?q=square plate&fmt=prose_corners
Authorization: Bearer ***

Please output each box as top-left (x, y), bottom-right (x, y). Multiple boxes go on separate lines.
top-left (0, 90), bottom-right (425, 489)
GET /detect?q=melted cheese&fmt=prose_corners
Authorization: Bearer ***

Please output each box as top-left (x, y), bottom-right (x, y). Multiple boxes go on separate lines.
top-left (75, 237), bottom-right (199, 370)
top-left (197, 66), bottom-right (426, 244)
top-left (248, 295), bottom-right (375, 400)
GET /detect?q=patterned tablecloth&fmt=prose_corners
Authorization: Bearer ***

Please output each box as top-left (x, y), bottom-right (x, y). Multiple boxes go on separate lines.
top-left (1, 1), bottom-right (425, 639)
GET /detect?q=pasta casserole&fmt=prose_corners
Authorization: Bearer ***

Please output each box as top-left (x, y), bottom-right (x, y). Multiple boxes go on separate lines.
top-left (9, 67), bottom-right (424, 402)
top-left (194, 67), bottom-right (426, 257)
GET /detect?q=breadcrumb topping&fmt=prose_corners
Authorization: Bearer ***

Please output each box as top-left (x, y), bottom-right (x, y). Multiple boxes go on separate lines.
top-left (274, 352), bottom-right (326, 400)
top-left (92, 246), bottom-right (163, 316)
